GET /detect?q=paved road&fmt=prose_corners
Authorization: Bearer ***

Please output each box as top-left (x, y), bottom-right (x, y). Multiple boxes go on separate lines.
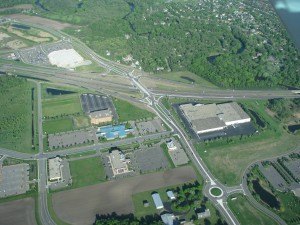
top-left (1, 18), bottom-right (297, 225)
top-left (35, 82), bottom-right (56, 225)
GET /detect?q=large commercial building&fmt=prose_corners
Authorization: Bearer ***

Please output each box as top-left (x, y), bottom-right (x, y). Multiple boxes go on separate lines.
top-left (80, 94), bottom-right (115, 125)
top-left (96, 124), bottom-right (133, 140)
top-left (109, 150), bottom-right (129, 176)
top-left (48, 157), bottom-right (63, 181)
top-left (180, 102), bottom-right (251, 134)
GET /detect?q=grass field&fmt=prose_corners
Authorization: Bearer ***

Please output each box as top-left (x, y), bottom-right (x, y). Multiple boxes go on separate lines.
top-left (196, 100), bottom-right (300, 186)
top-left (153, 71), bottom-right (217, 88)
top-left (228, 194), bottom-right (276, 225)
top-left (113, 98), bottom-right (154, 122)
top-left (72, 115), bottom-right (90, 128)
top-left (42, 94), bottom-right (83, 118)
top-left (43, 118), bottom-right (74, 134)
top-left (0, 76), bottom-right (36, 153)
top-left (132, 185), bottom-right (177, 218)
top-left (69, 157), bottom-right (106, 188)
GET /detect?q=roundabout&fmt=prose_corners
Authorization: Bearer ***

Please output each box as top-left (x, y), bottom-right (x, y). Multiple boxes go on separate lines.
top-left (209, 187), bottom-right (223, 198)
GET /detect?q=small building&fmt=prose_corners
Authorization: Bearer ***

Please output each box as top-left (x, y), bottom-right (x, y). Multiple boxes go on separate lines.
top-left (143, 200), bottom-right (149, 207)
top-left (152, 193), bottom-right (164, 209)
top-left (89, 109), bottom-right (113, 125)
top-left (161, 213), bottom-right (175, 225)
top-left (48, 157), bottom-right (63, 181)
top-left (96, 124), bottom-right (132, 140)
top-left (166, 190), bottom-right (176, 200)
top-left (197, 209), bottom-right (211, 219)
top-left (166, 140), bottom-right (177, 151)
top-left (109, 150), bottom-right (129, 176)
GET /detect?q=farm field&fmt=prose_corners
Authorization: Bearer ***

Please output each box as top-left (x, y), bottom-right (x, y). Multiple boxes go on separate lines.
top-left (0, 76), bottom-right (36, 153)
top-left (0, 198), bottom-right (37, 225)
top-left (113, 98), bottom-right (154, 122)
top-left (52, 166), bottom-right (197, 225)
top-left (228, 194), bottom-right (276, 225)
top-left (42, 94), bottom-right (83, 118)
top-left (43, 118), bottom-right (74, 134)
top-left (69, 157), bottom-right (106, 189)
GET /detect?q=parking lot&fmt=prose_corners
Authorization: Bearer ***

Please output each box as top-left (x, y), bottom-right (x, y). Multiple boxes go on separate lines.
top-left (48, 128), bottom-right (98, 150)
top-left (131, 146), bottom-right (170, 173)
top-left (284, 159), bottom-right (300, 181)
top-left (0, 164), bottom-right (29, 198)
top-left (18, 41), bottom-right (73, 66)
top-left (135, 117), bottom-right (166, 136)
top-left (258, 163), bottom-right (288, 192)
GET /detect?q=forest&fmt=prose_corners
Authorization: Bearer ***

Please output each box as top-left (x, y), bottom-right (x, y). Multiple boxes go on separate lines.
top-left (1, 0), bottom-right (299, 88)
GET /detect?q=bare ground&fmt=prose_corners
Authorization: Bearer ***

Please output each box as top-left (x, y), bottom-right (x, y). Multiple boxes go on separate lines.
top-left (0, 197), bottom-right (37, 225)
top-left (5, 14), bottom-right (73, 30)
top-left (52, 166), bottom-right (197, 225)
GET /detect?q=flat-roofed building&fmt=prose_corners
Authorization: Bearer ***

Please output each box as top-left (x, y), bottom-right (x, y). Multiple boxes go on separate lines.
top-left (166, 190), bottom-right (176, 200)
top-left (48, 157), bottom-right (63, 181)
top-left (89, 109), bottom-right (113, 125)
top-left (109, 150), bottom-right (129, 176)
top-left (180, 102), bottom-right (251, 134)
top-left (152, 193), bottom-right (164, 209)
top-left (197, 209), bottom-right (211, 219)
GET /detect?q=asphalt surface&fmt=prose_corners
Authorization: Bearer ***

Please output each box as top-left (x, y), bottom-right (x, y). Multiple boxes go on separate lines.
top-left (1, 18), bottom-right (298, 225)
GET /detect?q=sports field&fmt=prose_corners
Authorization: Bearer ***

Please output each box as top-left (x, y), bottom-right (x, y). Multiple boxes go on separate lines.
top-left (52, 166), bottom-right (197, 225)
top-left (228, 194), bottom-right (276, 225)
top-left (69, 157), bottom-right (106, 188)
top-left (0, 198), bottom-right (37, 225)
top-left (42, 94), bottom-right (83, 118)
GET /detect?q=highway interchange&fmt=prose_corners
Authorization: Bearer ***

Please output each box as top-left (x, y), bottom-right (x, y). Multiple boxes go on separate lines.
top-left (0, 18), bottom-right (299, 225)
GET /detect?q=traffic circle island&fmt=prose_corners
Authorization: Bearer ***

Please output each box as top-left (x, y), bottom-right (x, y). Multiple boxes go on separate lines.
top-left (209, 187), bottom-right (223, 198)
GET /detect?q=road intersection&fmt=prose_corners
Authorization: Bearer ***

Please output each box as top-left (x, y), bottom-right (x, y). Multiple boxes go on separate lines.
top-left (0, 19), bottom-right (299, 225)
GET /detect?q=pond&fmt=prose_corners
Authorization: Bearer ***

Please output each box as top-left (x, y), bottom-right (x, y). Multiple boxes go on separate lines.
top-left (252, 179), bottom-right (280, 210)
top-left (207, 54), bottom-right (220, 63)
top-left (46, 88), bottom-right (75, 96)
top-left (288, 124), bottom-right (300, 133)
top-left (180, 76), bottom-right (195, 83)
top-left (11, 24), bottom-right (30, 30)
top-left (35, 0), bottom-right (49, 11)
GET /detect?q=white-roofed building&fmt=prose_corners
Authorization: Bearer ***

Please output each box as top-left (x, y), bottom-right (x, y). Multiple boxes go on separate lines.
top-left (48, 157), bottom-right (63, 181)
top-left (152, 193), bottom-right (164, 209)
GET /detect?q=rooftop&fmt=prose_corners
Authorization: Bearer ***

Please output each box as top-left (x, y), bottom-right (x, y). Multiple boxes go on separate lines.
top-left (48, 157), bottom-right (62, 181)
top-left (152, 193), bottom-right (164, 209)
top-left (89, 109), bottom-right (112, 119)
top-left (109, 150), bottom-right (127, 171)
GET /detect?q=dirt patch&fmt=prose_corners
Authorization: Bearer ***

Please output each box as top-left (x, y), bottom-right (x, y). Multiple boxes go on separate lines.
top-left (0, 197), bottom-right (37, 225)
top-left (6, 39), bottom-right (27, 49)
top-left (52, 166), bottom-right (197, 225)
top-left (0, 4), bottom-right (33, 12)
top-left (5, 14), bottom-right (73, 30)
top-left (7, 26), bottom-right (50, 42)
top-left (0, 32), bottom-right (10, 41)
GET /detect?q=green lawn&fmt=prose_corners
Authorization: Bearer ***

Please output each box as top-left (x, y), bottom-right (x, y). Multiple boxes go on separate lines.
top-left (69, 157), bottom-right (106, 188)
top-left (0, 76), bottom-right (36, 153)
top-left (43, 118), bottom-right (74, 134)
top-left (228, 194), bottom-right (276, 225)
top-left (42, 94), bottom-right (83, 118)
top-left (196, 100), bottom-right (300, 186)
top-left (72, 115), bottom-right (90, 129)
top-left (113, 98), bottom-right (154, 122)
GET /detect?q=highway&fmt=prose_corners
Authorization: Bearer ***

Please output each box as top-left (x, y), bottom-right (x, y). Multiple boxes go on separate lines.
top-left (0, 18), bottom-right (298, 225)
